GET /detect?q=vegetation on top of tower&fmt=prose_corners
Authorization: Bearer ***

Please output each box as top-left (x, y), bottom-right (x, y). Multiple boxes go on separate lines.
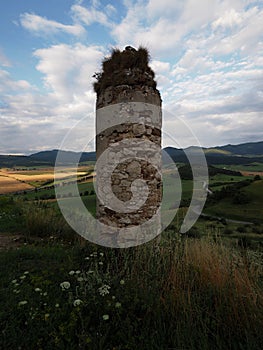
top-left (93, 46), bottom-right (158, 94)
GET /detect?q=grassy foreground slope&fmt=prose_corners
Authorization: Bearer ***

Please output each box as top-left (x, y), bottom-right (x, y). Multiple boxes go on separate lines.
top-left (0, 235), bottom-right (262, 350)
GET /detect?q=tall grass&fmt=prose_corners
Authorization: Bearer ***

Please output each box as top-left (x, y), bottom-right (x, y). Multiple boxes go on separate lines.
top-left (106, 235), bottom-right (263, 349)
top-left (1, 231), bottom-right (262, 349)
top-left (23, 202), bottom-right (80, 243)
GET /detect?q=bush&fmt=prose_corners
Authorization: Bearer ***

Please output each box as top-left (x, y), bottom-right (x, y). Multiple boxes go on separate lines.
top-left (237, 225), bottom-right (247, 233)
top-left (224, 228), bottom-right (233, 235)
top-left (185, 227), bottom-right (201, 238)
top-left (232, 191), bottom-right (251, 204)
top-left (237, 237), bottom-right (251, 249)
top-left (218, 218), bottom-right (227, 225)
top-left (253, 226), bottom-right (263, 234)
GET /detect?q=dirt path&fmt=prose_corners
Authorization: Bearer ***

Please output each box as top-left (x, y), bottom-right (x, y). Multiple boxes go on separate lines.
top-left (0, 233), bottom-right (24, 250)
top-left (201, 213), bottom-right (253, 225)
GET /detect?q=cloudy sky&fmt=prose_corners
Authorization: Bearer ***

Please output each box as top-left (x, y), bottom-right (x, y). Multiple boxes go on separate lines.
top-left (0, 0), bottom-right (262, 154)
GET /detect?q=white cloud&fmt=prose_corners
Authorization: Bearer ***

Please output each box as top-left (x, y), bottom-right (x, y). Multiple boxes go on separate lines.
top-left (149, 60), bottom-right (173, 91)
top-left (172, 49), bottom-right (215, 75)
top-left (112, 14), bottom-right (182, 54)
top-left (212, 8), bottom-right (243, 29)
top-left (110, 0), bottom-right (263, 60)
top-left (20, 13), bottom-right (85, 36)
top-left (0, 42), bottom-right (105, 153)
top-left (210, 7), bottom-right (263, 55)
top-left (34, 43), bottom-right (103, 101)
top-left (71, 4), bottom-right (112, 27)
top-left (0, 49), bottom-right (11, 67)
top-left (111, 0), bottom-right (216, 54)
top-left (151, 60), bottom-right (170, 73)
top-left (105, 4), bottom-right (117, 16)
top-left (180, 0), bottom-right (218, 28)
top-left (0, 69), bottom-right (32, 93)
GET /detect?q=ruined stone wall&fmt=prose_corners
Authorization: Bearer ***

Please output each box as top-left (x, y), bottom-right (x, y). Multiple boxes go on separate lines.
top-left (96, 84), bottom-right (161, 109)
top-left (95, 50), bottom-right (162, 247)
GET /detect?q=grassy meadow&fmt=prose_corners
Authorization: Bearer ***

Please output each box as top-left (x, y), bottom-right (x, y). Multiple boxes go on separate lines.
top-left (0, 163), bottom-right (263, 349)
top-left (205, 179), bottom-right (263, 222)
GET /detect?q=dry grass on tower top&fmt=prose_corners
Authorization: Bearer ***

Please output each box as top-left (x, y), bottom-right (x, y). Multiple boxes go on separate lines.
top-left (93, 46), bottom-right (158, 95)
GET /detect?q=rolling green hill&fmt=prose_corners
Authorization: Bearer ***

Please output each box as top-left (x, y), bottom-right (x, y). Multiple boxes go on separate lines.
top-left (205, 179), bottom-right (263, 222)
top-left (218, 141), bottom-right (263, 156)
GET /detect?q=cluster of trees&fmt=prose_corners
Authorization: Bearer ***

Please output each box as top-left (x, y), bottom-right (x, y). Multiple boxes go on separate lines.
top-left (33, 189), bottom-right (95, 201)
top-left (207, 179), bottom-right (253, 205)
top-left (174, 164), bottom-right (242, 181)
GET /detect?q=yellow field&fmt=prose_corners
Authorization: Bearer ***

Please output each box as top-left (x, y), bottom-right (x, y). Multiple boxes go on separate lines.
top-left (0, 167), bottom-right (91, 194)
top-left (0, 173), bottom-right (33, 194)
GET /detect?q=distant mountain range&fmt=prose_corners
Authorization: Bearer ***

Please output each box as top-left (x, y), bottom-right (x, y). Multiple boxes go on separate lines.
top-left (0, 141), bottom-right (262, 168)
top-left (163, 141), bottom-right (263, 165)
top-left (0, 149), bottom-right (96, 168)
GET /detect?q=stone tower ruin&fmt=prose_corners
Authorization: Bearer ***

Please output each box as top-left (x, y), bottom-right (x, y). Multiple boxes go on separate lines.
top-left (94, 46), bottom-right (162, 247)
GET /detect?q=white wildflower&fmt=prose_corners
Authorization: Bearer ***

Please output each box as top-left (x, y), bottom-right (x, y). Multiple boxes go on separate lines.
top-left (35, 288), bottom-right (41, 292)
top-left (60, 281), bottom-right (70, 290)
top-left (102, 314), bottom-right (109, 321)
top-left (75, 270), bottom-right (81, 274)
top-left (77, 277), bottom-right (84, 282)
top-left (120, 279), bottom-right (125, 285)
top-left (69, 270), bottom-right (75, 275)
top-left (98, 284), bottom-right (110, 296)
top-left (73, 299), bottom-right (83, 307)
top-left (18, 300), bottom-right (28, 306)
